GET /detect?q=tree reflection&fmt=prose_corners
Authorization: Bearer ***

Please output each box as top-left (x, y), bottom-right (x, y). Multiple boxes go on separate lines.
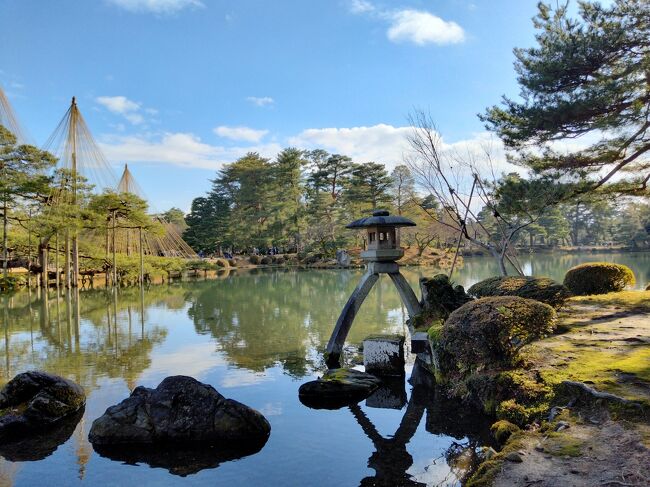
top-left (186, 270), bottom-right (421, 377)
top-left (0, 286), bottom-right (169, 392)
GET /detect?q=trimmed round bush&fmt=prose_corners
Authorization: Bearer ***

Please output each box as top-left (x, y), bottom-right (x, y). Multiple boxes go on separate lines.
top-left (645, 283), bottom-right (650, 291)
top-left (249, 255), bottom-right (261, 265)
top-left (215, 258), bottom-right (229, 268)
top-left (441, 296), bottom-right (556, 372)
top-left (563, 262), bottom-right (635, 295)
top-left (228, 259), bottom-right (237, 267)
top-left (260, 256), bottom-right (272, 265)
top-left (468, 276), bottom-right (571, 309)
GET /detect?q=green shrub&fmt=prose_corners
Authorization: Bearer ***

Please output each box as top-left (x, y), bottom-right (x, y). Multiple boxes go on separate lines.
top-left (468, 276), bottom-right (571, 309)
top-left (563, 262), bottom-right (635, 295)
top-left (215, 258), bottom-right (229, 268)
top-left (260, 256), bottom-right (272, 265)
top-left (441, 296), bottom-right (556, 373)
top-left (249, 255), bottom-right (261, 265)
top-left (490, 420), bottom-right (520, 445)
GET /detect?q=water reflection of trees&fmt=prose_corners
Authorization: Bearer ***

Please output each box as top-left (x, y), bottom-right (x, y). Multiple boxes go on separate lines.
top-left (186, 269), bottom-right (421, 377)
top-left (0, 286), bottom-right (169, 391)
top-left (349, 383), bottom-right (494, 486)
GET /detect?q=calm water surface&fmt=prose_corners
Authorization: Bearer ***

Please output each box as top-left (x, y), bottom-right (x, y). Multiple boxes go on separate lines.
top-left (0, 252), bottom-right (647, 486)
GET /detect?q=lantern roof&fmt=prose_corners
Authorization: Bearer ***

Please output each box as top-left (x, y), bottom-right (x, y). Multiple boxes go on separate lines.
top-left (346, 209), bottom-right (416, 229)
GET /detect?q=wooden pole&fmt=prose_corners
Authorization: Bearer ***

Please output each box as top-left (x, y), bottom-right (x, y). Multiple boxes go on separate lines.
top-left (27, 207), bottom-right (32, 289)
top-left (64, 231), bottom-right (71, 289)
top-left (71, 98), bottom-right (80, 288)
top-left (112, 210), bottom-right (117, 286)
top-left (139, 226), bottom-right (144, 285)
top-left (55, 233), bottom-right (60, 289)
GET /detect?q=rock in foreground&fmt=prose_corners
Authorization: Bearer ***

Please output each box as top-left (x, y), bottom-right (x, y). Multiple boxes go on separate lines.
top-left (0, 371), bottom-right (85, 440)
top-left (298, 368), bottom-right (381, 409)
top-left (88, 376), bottom-right (271, 447)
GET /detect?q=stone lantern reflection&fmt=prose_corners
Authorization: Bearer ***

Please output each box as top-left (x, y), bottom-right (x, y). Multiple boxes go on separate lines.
top-left (325, 210), bottom-right (422, 368)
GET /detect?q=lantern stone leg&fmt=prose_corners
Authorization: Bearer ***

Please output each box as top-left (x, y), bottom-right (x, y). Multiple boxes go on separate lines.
top-left (326, 270), bottom-right (379, 368)
top-left (388, 272), bottom-right (421, 318)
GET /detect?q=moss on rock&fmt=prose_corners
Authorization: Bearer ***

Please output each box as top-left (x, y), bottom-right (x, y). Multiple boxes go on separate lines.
top-left (414, 274), bottom-right (472, 331)
top-left (468, 276), bottom-right (571, 309)
top-left (563, 262), bottom-right (635, 295)
top-left (440, 296), bottom-right (557, 373)
top-left (490, 420), bottom-right (520, 445)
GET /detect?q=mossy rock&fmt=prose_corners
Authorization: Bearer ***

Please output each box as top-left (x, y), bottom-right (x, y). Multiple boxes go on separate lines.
top-left (468, 276), bottom-right (571, 309)
top-left (441, 296), bottom-right (557, 373)
top-left (490, 420), bottom-right (520, 445)
top-left (228, 259), bottom-right (237, 267)
top-left (464, 370), bottom-right (551, 418)
top-left (0, 371), bottom-right (85, 439)
top-left (563, 262), bottom-right (635, 295)
top-left (298, 369), bottom-right (381, 410)
top-left (414, 274), bottom-right (472, 330)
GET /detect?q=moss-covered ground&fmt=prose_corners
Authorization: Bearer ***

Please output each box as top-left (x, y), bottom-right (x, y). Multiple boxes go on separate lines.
top-left (467, 290), bottom-right (650, 486)
top-left (529, 291), bottom-right (650, 405)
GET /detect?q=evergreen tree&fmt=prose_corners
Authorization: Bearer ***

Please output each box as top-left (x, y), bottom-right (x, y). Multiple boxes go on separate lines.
top-left (0, 125), bottom-right (56, 278)
top-left (482, 1), bottom-right (650, 194)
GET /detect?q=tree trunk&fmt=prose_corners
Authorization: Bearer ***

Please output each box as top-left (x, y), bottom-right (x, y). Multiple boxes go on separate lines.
top-left (139, 226), bottom-right (144, 285)
top-left (112, 210), bottom-right (117, 286)
top-left (2, 199), bottom-right (7, 280)
top-left (38, 242), bottom-right (48, 288)
top-left (55, 234), bottom-right (60, 289)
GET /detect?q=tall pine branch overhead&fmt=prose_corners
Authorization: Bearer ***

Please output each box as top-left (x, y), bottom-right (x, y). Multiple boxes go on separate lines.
top-left (481, 0), bottom-right (650, 195)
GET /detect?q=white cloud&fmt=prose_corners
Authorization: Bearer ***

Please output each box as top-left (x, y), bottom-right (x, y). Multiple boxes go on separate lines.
top-left (96, 95), bottom-right (140, 114)
top-left (98, 123), bottom-right (518, 179)
top-left (290, 124), bottom-right (412, 168)
top-left (348, 1), bottom-right (465, 46)
top-left (96, 95), bottom-right (152, 125)
top-left (290, 123), bottom-right (517, 176)
top-left (387, 9), bottom-right (465, 45)
top-left (100, 132), bottom-right (282, 170)
top-left (106, 0), bottom-right (204, 14)
top-left (214, 125), bottom-right (269, 143)
top-left (349, 0), bottom-right (374, 14)
top-left (246, 96), bottom-right (275, 107)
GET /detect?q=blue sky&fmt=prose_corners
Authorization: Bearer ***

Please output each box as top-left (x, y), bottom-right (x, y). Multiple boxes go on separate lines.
top-left (1, 0), bottom-right (545, 211)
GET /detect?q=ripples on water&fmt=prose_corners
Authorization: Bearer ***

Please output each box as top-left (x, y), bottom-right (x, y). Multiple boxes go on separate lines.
top-left (0, 253), bottom-right (647, 486)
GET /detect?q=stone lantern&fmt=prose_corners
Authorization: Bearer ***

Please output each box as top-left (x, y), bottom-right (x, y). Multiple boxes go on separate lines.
top-left (325, 210), bottom-right (422, 368)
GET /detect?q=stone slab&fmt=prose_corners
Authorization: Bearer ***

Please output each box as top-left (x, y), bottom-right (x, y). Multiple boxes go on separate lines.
top-left (363, 334), bottom-right (405, 376)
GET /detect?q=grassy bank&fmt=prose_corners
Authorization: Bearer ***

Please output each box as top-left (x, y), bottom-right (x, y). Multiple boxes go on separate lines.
top-left (468, 290), bottom-right (650, 486)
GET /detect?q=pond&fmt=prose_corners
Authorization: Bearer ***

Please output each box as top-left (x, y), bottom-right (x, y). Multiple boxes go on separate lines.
top-left (0, 252), bottom-right (647, 486)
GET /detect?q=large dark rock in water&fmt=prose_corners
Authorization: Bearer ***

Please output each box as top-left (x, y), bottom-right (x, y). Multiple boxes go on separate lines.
top-left (0, 371), bottom-right (85, 440)
top-left (299, 368), bottom-right (381, 410)
top-left (88, 376), bottom-right (271, 447)
top-left (0, 409), bottom-right (84, 462)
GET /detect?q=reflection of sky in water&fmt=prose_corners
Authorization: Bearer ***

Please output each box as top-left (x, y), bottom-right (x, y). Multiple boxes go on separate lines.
top-left (0, 252), bottom-right (647, 486)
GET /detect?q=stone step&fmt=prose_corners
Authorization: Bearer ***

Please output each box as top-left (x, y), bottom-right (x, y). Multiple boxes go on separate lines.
top-left (411, 332), bottom-right (430, 354)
